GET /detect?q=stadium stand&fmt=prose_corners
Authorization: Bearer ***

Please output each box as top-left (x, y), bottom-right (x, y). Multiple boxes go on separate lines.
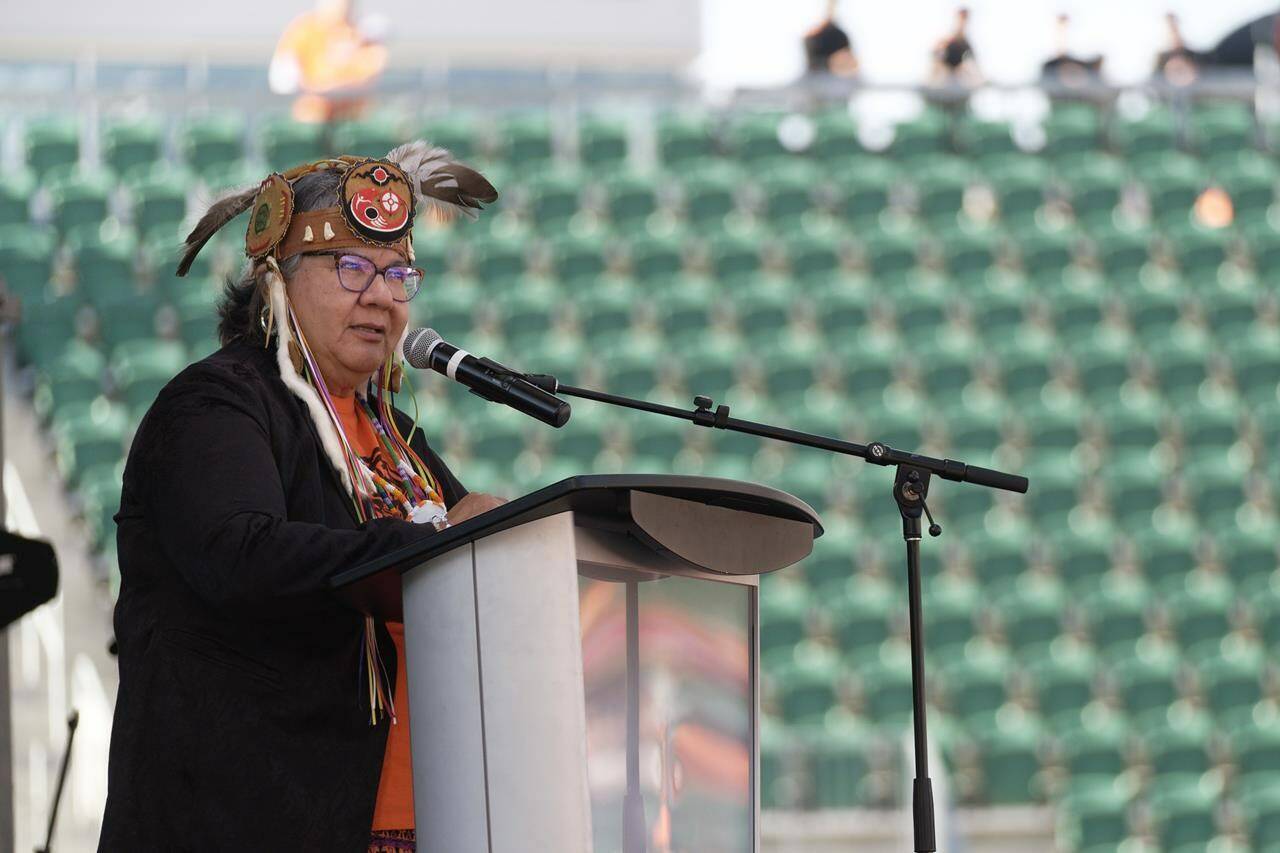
top-left (1, 96), bottom-right (1276, 850)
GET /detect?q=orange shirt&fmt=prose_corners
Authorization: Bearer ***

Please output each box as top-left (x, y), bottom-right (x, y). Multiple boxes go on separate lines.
top-left (332, 394), bottom-right (414, 831)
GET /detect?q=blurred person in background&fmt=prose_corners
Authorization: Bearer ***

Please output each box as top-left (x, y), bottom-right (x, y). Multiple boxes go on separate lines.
top-left (98, 142), bottom-right (501, 852)
top-left (803, 0), bottom-right (860, 78)
top-left (270, 0), bottom-right (389, 124)
top-left (1155, 12), bottom-right (1208, 86)
top-left (1041, 13), bottom-right (1105, 89)
top-left (931, 6), bottom-right (983, 86)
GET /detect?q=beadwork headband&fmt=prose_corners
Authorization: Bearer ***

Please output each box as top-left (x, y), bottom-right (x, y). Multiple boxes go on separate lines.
top-left (175, 141), bottom-right (499, 277)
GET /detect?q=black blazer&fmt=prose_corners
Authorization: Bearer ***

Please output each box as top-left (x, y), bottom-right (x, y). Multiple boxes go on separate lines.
top-left (98, 340), bottom-right (467, 852)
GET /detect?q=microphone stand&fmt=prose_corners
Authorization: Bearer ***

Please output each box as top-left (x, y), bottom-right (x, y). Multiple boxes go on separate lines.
top-left (522, 376), bottom-right (1028, 853)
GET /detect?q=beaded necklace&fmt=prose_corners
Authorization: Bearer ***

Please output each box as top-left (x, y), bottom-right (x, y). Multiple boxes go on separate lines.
top-left (284, 301), bottom-right (448, 725)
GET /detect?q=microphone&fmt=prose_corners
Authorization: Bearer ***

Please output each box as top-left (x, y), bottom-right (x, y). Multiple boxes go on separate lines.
top-left (402, 328), bottom-right (571, 428)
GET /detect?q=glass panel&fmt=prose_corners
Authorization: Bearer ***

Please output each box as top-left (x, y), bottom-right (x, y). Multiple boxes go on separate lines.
top-left (579, 567), bottom-right (755, 853)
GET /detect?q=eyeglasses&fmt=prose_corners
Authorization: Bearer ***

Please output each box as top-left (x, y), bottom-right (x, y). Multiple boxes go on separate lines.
top-left (307, 252), bottom-right (424, 303)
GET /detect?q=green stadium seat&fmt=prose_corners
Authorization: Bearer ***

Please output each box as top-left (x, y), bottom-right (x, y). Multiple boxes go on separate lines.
top-left (783, 231), bottom-right (842, 282)
top-left (0, 225), bottom-right (57, 305)
top-left (1141, 713), bottom-right (1215, 780)
top-left (1146, 775), bottom-right (1221, 851)
top-left (1083, 574), bottom-right (1152, 657)
top-left (1112, 107), bottom-right (1179, 162)
top-left (1097, 398), bottom-right (1164, 456)
top-left (49, 169), bottom-right (114, 233)
top-left (1050, 287), bottom-right (1104, 338)
top-left (889, 107), bottom-right (951, 161)
top-left (856, 656), bottom-right (915, 726)
top-left (995, 573), bottom-right (1066, 652)
top-left (14, 290), bottom-right (85, 367)
top-left (180, 113), bottom-right (246, 179)
top-left (985, 155), bottom-right (1051, 222)
top-left (1211, 150), bottom-right (1277, 218)
top-left (830, 157), bottom-right (899, 225)
top-left (797, 519), bottom-right (856, 591)
top-left (259, 115), bottom-right (325, 171)
top-left (576, 283), bottom-right (633, 341)
top-left (625, 232), bottom-right (684, 281)
top-left (32, 340), bottom-right (107, 423)
top-left (24, 115), bottom-right (80, 177)
top-left (469, 234), bottom-right (529, 281)
top-left (681, 164), bottom-right (742, 232)
top-left (497, 113), bottom-right (555, 166)
top-left (807, 109), bottom-right (862, 163)
top-left (656, 113), bottom-right (715, 167)
top-left (1189, 102), bottom-right (1256, 158)
top-left (939, 648), bottom-right (1010, 722)
top-left (759, 579), bottom-right (812, 666)
top-left (419, 114), bottom-right (480, 161)
top-left (706, 232), bottom-right (764, 283)
top-left (94, 295), bottom-right (164, 355)
top-left (78, 460), bottom-right (124, 547)
top-left (111, 338), bottom-right (189, 418)
top-left (1109, 641), bottom-right (1182, 719)
top-left (755, 160), bottom-right (822, 229)
top-left (922, 574), bottom-right (980, 656)
top-left (1064, 156), bottom-right (1128, 228)
top-left (680, 330), bottom-right (741, 396)
top-left (1140, 153), bottom-right (1206, 230)
top-left (1220, 528), bottom-right (1276, 590)
top-left (1019, 228), bottom-right (1077, 284)
top-left (913, 156), bottom-right (971, 225)
top-left (1027, 639), bottom-right (1101, 729)
top-left (329, 114), bottom-right (406, 159)
top-left (802, 723), bottom-right (877, 807)
top-left (1185, 455), bottom-right (1252, 528)
top-left (0, 168), bottom-right (36, 227)
top-left (724, 112), bottom-right (788, 163)
top-left (825, 571), bottom-right (895, 659)
top-left (1225, 330), bottom-right (1280, 406)
top-left (522, 170), bottom-right (582, 232)
top-left (577, 115), bottom-right (629, 169)
top-left (1240, 785), bottom-right (1280, 853)
top-left (939, 229), bottom-right (998, 284)
top-left (1203, 288), bottom-right (1262, 342)
top-left (858, 227), bottom-right (918, 281)
top-left (1055, 781), bottom-right (1133, 851)
top-left (1195, 644), bottom-right (1265, 720)
top-left (129, 167), bottom-right (190, 240)
top-left (1042, 103), bottom-right (1103, 160)
top-left (1106, 460), bottom-right (1168, 529)
top-left (954, 115), bottom-right (1018, 166)
top-left (52, 397), bottom-right (131, 485)
top-left (497, 284), bottom-right (558, 346)
top-left (1090, 225), bottom-right (1152, 279)
top-left (973, 709), bottom-right (1046, 804)
top-left (69, 228), bottom-right (139, 294)
top-left (545, 232), bottom-right (607, 284)
top-left (654, 273), bottom-right (714, 337)
top-left (598, 172), bottom-right (659, 230)
top-left (102, 115), bottom-right (165, 178)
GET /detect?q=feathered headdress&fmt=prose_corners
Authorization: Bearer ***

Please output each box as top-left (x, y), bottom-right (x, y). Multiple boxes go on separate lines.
top-left (176, 143), bottom-right (498, 276)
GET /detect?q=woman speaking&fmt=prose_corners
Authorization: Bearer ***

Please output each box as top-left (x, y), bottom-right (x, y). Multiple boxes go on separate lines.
top-left (99, 142), bottom-right (502, 852)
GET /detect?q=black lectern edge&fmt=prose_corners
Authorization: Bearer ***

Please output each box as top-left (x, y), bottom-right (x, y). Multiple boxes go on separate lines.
top-left (329, 473), bottom-right (824, 589)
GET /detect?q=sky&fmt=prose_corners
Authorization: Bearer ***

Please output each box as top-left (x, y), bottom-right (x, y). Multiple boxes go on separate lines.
top-left (696, 0), bottom-right (1279, 90)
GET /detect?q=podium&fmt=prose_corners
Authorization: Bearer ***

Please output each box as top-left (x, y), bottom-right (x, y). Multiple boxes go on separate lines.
top-left (332, 474), bottom-right (823, 853)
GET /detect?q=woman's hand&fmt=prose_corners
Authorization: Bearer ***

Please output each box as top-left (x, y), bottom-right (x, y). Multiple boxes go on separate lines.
top-left (448, 492), bottom-right (507, 525)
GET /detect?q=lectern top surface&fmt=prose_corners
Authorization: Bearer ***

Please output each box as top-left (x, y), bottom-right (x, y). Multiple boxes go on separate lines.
top-left (330, 473), bottom-right (822, 589)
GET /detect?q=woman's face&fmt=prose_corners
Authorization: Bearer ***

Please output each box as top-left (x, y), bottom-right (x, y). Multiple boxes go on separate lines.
top-left (284, 245), bottom-right (411, 395)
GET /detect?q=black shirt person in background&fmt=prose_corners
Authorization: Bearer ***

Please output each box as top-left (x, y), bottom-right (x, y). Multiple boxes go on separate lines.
top-left (804, 0), bottom-right (859, 77)
top-left (931, 6), bottom-right (983, 85)
top-left (1041, 13), bottom-right (1104, 88)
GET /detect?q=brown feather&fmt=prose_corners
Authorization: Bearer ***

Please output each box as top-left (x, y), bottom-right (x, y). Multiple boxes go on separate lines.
top-left (175, 184), bottom-right (258, 276)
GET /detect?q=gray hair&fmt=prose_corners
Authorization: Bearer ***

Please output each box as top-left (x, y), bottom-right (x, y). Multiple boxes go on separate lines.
top-left (214, 169), bottom-right (344, 347)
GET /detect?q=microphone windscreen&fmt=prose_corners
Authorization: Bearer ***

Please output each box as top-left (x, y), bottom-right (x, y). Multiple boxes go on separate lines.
top-left (402, 327), bottom-right (442, 369)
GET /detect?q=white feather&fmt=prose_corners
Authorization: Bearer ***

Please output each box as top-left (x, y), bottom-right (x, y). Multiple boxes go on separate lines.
top-left (385, 139), bottom-right (484, 222)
